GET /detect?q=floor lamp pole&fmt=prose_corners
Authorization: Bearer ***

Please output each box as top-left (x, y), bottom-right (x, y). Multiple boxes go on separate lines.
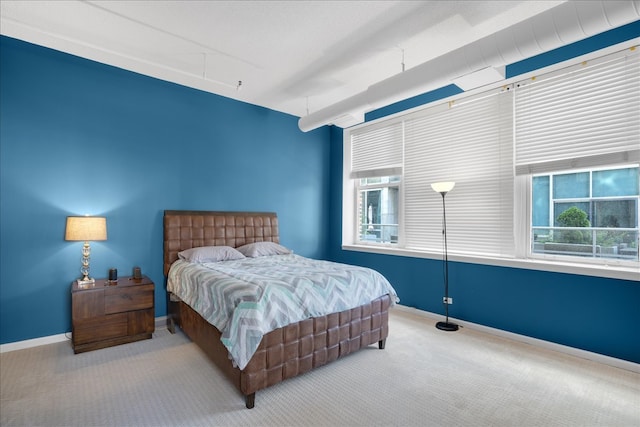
top-left (433, 184), bottom-right (458, 332)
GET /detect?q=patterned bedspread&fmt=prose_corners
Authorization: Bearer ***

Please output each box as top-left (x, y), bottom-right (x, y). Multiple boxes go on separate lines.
top-left (167, 254), bottom-right (398, 369)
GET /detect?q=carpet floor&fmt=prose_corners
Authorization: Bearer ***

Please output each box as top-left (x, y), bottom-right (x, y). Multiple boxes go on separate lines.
top-left (1, 308), bottom-right (638, 426)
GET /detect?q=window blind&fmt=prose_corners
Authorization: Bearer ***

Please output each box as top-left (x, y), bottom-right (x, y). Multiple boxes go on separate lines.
top-left (403, 89), bottom-right (515, 257)
top-left (350, 120), bottom-right (403, 179)
top-left (515, 48), bottom-right (640, 175)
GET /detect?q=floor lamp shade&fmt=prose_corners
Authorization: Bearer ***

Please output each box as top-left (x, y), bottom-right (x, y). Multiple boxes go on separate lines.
top-left (431, 183), bottom-right (458, 332)
top-left (65, 216), bottom-right (107, 286)
top-left (431, 181), bottom-right (455, 194)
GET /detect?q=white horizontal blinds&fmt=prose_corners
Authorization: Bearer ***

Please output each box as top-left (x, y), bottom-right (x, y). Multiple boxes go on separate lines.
top-left (350, 121), bottom-right (403, 178)
top-left (404, 90), bottom-right (514, 257)
top-left (515, 48), bottom-right (640, 175)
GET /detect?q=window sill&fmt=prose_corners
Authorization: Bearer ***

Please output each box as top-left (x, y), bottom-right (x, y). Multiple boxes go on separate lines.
top-left (341, 244), bottom-right (640, 282)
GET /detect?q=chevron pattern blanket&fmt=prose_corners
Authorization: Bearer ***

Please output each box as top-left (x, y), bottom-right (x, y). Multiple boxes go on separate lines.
top-left (167, 254), bottom-right (398, 369)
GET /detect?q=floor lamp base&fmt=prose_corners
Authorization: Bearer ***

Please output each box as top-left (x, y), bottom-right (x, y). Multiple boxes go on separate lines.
top-left (436, 321), bottom-right (459, 332)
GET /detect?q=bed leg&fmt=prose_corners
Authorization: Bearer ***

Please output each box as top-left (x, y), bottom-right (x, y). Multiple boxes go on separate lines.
top-left (167, 292), bottom-right (180, 334)
top-left (167, 316), bottom-right (176, 334)
top-left (378, 339), bottom-right (386, 350)
top-left (245, 393), bottom-right (255, 409)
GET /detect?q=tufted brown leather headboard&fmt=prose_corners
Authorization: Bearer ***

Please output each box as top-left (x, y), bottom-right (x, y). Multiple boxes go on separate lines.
top-left (163, 210), bottom-right (279, 276)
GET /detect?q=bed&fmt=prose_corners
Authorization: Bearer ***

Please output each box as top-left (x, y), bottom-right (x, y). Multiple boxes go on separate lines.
top-left (163, 210), bottom-right (396, 408)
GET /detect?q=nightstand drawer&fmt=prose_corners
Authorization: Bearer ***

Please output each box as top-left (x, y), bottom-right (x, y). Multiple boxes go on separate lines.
top-left (105, 284), bottom-right (154, 314)
top-left (73, 313), bottom-right (128, 345)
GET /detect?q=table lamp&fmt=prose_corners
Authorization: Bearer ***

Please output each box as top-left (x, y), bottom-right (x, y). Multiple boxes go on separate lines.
top-left (65, 216), bottom-right (107, 286)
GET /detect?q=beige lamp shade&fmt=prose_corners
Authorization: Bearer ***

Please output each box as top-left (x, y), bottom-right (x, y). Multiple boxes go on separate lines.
top-left (431, 182), bottom-right (455, 194)
top-left (65, 216), bottom-right (107, 241)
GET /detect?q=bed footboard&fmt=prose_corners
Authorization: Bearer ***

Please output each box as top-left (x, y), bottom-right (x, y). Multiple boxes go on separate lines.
top-left (168, 292), bottom-right (391, 408)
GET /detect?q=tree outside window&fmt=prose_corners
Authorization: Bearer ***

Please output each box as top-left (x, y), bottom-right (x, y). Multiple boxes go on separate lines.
top-left (532, 166), bottom-right (639, 261)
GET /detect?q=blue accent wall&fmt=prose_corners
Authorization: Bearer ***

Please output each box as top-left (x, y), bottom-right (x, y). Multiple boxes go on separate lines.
top-left (328, 23), bottom-right (640, 364)
top-left (0, 36), bottom-right (330, 345)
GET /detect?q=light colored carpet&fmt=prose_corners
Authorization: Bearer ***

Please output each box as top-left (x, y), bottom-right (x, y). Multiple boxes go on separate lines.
top-left (1, 309), bottom-right (638, 427)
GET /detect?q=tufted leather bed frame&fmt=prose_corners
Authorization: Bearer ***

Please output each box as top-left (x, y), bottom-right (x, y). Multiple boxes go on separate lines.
top-left (163, 210), bottom-right (391, 408)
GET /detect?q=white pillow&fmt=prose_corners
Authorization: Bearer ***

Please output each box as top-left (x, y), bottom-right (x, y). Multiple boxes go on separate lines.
top-left (236, 242), bottom-right (292, 257)
top-left (178, 246), bottom-right (245, 263)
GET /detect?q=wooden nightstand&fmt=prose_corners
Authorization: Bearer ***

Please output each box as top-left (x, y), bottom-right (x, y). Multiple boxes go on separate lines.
top-left (71, 275), bottom-right (155, 353)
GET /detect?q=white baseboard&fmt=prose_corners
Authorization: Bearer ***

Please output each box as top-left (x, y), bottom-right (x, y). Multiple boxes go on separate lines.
top-left (155, 315), bottom-right (168, 330)
top-left (3, 312), bottom-right (638, 374)
top-left (394, 304), bottom-right (640, 374)
top-left (0, 333), bottom-right (70, 353)
top-left (0, 316), bottom-right (170, 354)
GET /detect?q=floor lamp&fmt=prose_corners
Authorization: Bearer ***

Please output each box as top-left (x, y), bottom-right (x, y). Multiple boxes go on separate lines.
top-left (431, 182), bottom-right (459, 332)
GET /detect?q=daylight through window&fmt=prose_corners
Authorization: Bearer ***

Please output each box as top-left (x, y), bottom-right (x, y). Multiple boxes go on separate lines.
top-left (343, 44), bottom-right (639, 272)
top-left (532, 166), bottom-right (639, 261)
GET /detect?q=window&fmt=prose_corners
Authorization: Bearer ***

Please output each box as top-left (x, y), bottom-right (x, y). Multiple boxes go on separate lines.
top-left (402, 89), bottom-right (514, 257)
top-left (356, 176), bottom-right (400, 244)
top-left (342, 44), bottom-right (639, 274)
top-left (515, 47), bottom-right (640, 266)
top-left (532, 166), bottom-right (639, 261)
top-left (347, 118), bottom-right (403, 247)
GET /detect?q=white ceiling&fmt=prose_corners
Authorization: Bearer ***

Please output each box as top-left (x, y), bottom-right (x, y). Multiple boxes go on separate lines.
top-left (1, 1), bottom-right (569, 120)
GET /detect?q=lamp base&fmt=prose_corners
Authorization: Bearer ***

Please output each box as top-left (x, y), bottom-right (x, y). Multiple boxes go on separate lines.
top-left (77, 277), bottom-right (95, 288)
top-left (436, 321), bottom-right (459, 332)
